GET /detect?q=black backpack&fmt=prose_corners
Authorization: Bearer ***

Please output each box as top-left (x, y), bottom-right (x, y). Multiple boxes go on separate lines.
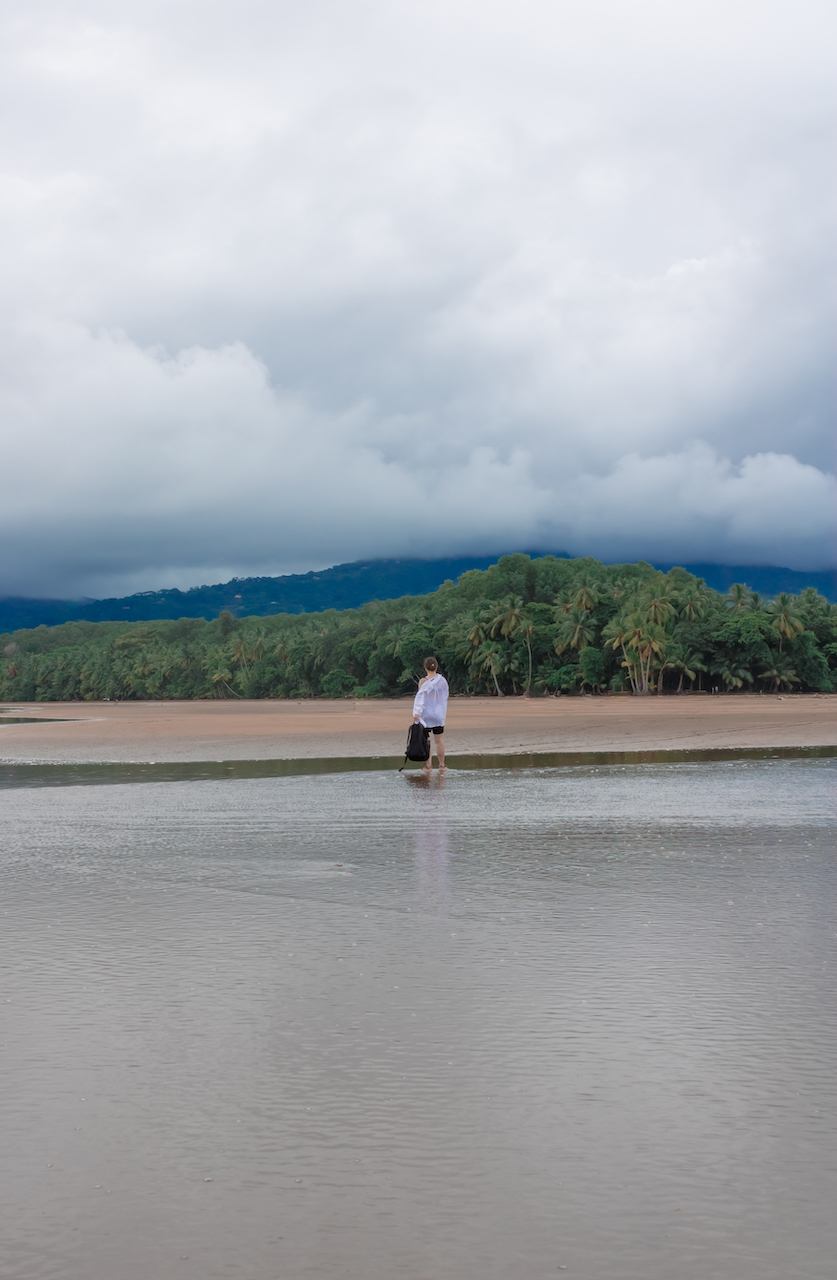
top-left (399, 722), bottom-right (429, 770)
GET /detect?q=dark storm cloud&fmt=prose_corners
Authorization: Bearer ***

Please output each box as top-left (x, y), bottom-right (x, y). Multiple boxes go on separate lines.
top-left (1, 0), bottom-right (835, 596)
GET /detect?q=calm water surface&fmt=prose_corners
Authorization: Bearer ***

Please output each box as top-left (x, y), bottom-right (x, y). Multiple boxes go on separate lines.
top-left (2, 760), bottom-right (836, 1280)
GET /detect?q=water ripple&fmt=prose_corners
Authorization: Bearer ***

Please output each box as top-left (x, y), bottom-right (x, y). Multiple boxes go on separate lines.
top-left (1, 760), bottom-right (836, 1279)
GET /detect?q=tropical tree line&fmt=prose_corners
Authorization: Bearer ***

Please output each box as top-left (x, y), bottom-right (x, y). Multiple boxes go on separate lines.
top-left (2, 554), bottom-right (835, 702)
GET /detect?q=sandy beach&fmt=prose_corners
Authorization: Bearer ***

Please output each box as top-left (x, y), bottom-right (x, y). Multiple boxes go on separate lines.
top-left (1, 694), bottom-right (835, 763)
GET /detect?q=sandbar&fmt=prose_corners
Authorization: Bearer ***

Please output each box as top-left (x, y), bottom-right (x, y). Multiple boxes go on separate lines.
top-left (1, 695), bottom-right (835, 764)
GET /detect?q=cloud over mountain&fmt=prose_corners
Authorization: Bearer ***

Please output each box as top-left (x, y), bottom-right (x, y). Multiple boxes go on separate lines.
top-left (2, 0), bottom-right (835, 596)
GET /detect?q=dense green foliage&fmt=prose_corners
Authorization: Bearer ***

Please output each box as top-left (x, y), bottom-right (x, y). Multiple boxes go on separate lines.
top-left (1, 554), bottom-right (833, 632)
top-left (2, 555), bottom-right (835, 701)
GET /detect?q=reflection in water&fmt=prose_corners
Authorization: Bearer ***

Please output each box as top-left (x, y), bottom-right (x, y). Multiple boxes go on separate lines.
top-left (2, 760), bottom-right (836, 1280)
top-left (412, 773), bottom-right (451, 912)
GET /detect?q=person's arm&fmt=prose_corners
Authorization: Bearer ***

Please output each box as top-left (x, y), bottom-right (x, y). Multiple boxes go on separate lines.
top-left (412, 680), bottom-right (426, 724)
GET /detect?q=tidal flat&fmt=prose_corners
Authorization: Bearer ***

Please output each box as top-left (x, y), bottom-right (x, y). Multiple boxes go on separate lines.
top-left (2, 759), bottom-right (836, 1279)
top-left (2, 693), bottom-right (836, 764)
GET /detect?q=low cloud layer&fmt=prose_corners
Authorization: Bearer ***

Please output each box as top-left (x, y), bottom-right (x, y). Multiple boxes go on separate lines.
top-left (2, 0), bottom-right (835, 597)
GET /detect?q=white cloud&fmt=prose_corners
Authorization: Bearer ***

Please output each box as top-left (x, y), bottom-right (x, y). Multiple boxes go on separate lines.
top-left (1, 0), bottom-right (835, 595)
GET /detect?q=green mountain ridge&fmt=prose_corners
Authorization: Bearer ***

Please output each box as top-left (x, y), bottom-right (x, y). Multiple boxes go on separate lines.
top-left (2, 553), bottom-right (835, 702)
top-left (1, 554), bottom-right (835, 634)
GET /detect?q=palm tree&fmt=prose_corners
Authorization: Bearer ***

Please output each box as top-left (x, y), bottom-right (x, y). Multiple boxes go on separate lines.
top-left (643, 589), bottom-right (676, 628)
top-left (768, 594), bottom-right (804, 651)
top-left (490, 596), bottom-right (525, 640)
top-left (555, 609), bottom-right (596, 656)
top-left (210, 667), bottom-right (241, 698)
top-left (683, 649), bottom-right (708, 692)
top-left (249, 628), bottom-right (267, 665)
top-left (570, 582), bottom-right (600, 613)
top-left (476, 642), bottom-right (505, 696)
top-left (603, 612), bottom-right (666, 694)
top-left (757, 663), bottom-right (800, 692)
top-left (633, 621), bottom-right (667, 694)
top-left (466, 618), bottom-right (488, 653)
top-left (667, 654), bottom-right (696, 694)
top-left (726, 583), bottom-right (753, 612)
top-left (656, 646), bottom-right (707, 694)
top-left (517, 620), bottom-right (535, 695)
top-left (603, 615), bottom-right (638, 693)
top-left (609, 578), bottom-right (630, 604)
top-left (677, 585), bottom-right (710, 623)
top-left (231, 629), bottom-right (266, 677)
top-left (711, 661), bottom-right (753, 691)
top-left (231, 633), bottom-right (250, 673)
top-left (489, 598), bottom-right (535, 696)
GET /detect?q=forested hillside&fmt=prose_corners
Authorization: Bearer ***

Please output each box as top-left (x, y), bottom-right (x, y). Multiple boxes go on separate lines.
top-left (0, 556), bottom-right (515, 631)
top-left (1, 554), bottom-right (834, 633)
top-left (1, 554), bottom-right (835, 702)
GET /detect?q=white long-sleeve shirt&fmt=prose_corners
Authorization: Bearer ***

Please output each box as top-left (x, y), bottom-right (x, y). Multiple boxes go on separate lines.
top-left (412, 673), bottom-right (449, 727)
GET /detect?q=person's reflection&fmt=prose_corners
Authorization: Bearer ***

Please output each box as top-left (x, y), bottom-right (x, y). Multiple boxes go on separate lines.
top-left (411, 778), bottom-right (451, 913)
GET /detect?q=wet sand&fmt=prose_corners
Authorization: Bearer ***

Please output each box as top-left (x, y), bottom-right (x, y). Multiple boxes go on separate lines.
top-left (1, 695), bottom-right (835, 763)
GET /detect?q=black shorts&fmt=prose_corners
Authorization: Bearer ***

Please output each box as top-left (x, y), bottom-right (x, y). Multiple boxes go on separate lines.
top-left (424, 725), bottom-right (445, 736)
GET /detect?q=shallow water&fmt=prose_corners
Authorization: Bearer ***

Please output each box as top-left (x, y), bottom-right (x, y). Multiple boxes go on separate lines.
top-left (1, 742), bottom-right (834, 788)
top-left (2, 760), bottom-right (836, 1280)
top-left (0, 716), bottom-right (72, 727)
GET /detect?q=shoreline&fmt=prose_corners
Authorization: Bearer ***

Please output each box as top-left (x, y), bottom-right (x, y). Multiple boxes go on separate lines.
top-left (2, 694), bottom-right (836, 765)
top-left (2, 744), bottom-right (835, 791)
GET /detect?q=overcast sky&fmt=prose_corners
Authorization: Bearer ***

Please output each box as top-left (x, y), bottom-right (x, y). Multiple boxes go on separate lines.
top-left (2, 0), bottom-right (835, 598)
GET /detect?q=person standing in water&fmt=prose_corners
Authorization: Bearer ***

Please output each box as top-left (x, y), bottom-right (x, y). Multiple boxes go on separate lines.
top-left (412, 656), bottom-right (449, 772)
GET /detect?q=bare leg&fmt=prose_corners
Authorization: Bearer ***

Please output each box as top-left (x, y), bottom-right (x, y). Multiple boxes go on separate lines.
top-left (423, 728), bottom-right (433, 771)
top-left (435, 731), bottom-right (446, 770)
